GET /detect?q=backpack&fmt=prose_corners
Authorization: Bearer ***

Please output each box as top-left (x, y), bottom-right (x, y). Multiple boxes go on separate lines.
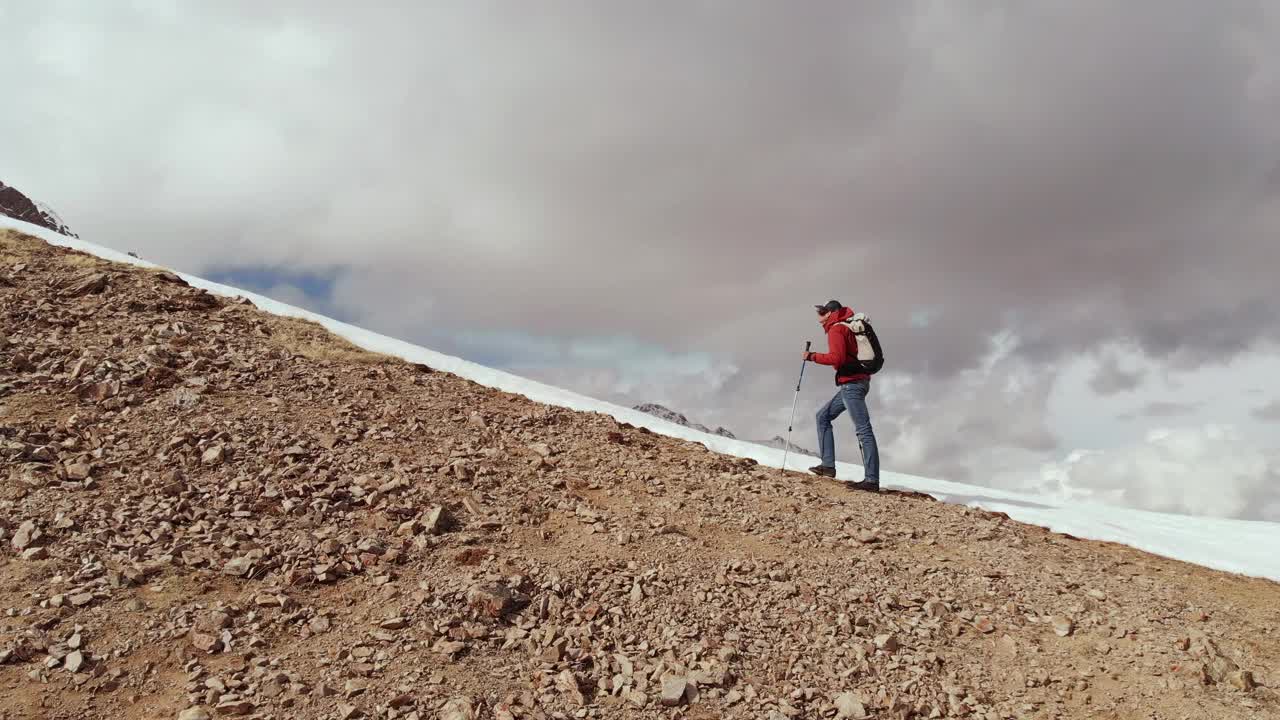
top-left (847, 313), bottom-right (884, 375)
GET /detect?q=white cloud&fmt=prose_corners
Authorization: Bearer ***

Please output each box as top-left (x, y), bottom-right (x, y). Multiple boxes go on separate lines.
top-left (1039, 425), bottom-right (1280, 521)
top-left (870, 333), bottom-right (1059, 481)
top-left (6, 1), bottom-right (1280, 520)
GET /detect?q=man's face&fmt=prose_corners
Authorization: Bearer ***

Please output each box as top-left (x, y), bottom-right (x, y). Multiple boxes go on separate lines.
top-left (817, 309), bottom-right (829, 325)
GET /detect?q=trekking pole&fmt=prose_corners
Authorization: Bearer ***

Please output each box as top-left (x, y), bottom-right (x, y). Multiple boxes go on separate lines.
top-left (781, 341), bottom-right (812, 473)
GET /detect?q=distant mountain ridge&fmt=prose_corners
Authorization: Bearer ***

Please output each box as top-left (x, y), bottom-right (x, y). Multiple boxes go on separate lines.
top-left (632, 402), bottom-right (817, 457)
top-left (631, 402), bottom-right (736, 438)
top-left (758, 434), bottom-right (819, 458)
top-left (0, 180), bottom-right (77, 237)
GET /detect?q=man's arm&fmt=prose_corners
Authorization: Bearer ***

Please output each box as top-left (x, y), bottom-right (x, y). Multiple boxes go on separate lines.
top-left (809, 325), bottom-right (849, 367)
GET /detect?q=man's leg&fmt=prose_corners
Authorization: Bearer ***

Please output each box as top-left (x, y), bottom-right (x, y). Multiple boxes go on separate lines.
top-left (814, 390), bottom-right (846, 469)
top-left (841, 380), bottom-right (879, 482)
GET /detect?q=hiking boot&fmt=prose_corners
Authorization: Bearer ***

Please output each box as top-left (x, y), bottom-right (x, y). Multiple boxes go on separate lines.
top-left (847, 479), bottom-right (880, 493)
top-left (808, 464), bottom-right (837, 478)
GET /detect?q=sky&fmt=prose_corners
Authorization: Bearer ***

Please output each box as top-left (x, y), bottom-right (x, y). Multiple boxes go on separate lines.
top-left (4, 0), bottom-right (1279, 520)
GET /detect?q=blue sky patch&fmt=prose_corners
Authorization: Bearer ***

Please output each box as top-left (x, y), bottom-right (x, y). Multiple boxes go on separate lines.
top-left (204, 265), bottom-right (352, 322)
top-left (205, 266), bottom-right (337, 299)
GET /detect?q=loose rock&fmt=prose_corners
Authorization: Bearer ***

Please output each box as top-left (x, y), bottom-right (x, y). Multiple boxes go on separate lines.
top-left (64, 650), bottom-right (84, 672)
top-left (201, 445), bottom-right (226, 465)
top-left (835, 692), bottom-right (868, 719)
top-left (660, 676), bottom-right (688, 707)
top-left (11, 521), bottom-right (38, 551)
top-left (439, 697), bottom-right (475, 720)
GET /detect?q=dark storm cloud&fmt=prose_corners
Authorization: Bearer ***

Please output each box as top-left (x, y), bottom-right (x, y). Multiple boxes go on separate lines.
top-left (4, 0), bottom-right (1280, 480)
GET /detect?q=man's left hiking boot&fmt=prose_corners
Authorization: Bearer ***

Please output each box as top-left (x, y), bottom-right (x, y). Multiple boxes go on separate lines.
top-left (847, 479), bottom-right (880, 493)
top-left (808, 465), bottom-right (837, 478)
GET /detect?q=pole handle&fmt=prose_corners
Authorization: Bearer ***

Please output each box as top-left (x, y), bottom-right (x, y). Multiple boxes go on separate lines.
top-left (795, 341), bottom-right (812, 392)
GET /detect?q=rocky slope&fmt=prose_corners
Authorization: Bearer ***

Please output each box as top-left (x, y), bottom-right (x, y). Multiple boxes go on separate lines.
top-left (0, 183), bottom-right (76, 238)
top-left (1, 227), bottom-right (1278, 720)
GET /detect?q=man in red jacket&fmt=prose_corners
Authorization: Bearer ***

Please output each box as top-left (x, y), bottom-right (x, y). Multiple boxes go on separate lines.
top-left (803, 300), bottom-right (880, 492)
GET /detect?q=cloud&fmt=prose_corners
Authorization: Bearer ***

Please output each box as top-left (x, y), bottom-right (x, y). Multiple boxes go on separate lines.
top-left (1253, 400), bottom-right (1280, 422)
top-left (858, 334), bottom-right (1060, 481)
top-left (6, 1), bottom-right (1278, 369)
top-left (1039, 426), bottom-right (1280, 521)
top-left (1089, 355), bottom-right (1146, 396)
top-left (447, 332), bottom-right (726, 382)
top-left (1117, 400), bottom-right (1204, 420)
top-left (445, 330), bottom-right (738, 410)
top-left (5, 1), bottom-right (1280, 516)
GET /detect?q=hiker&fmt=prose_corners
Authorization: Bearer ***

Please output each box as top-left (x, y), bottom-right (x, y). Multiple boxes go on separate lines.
top-left (803, 300), bottom-right (880, 492)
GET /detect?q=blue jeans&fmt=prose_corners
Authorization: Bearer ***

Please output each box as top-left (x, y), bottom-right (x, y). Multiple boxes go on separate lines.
top-left (815, 380), bottom-right (879, 481)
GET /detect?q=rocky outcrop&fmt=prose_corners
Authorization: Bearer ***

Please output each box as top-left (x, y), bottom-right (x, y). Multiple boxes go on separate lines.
top-left (0, 181), bottom-right (76, 237)
top-left (632, 402), bottom-right (736, 438)
top-left (759, 435), bottom-right (818, 458)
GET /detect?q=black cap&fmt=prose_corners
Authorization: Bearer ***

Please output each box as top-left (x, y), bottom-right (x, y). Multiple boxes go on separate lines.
top-left (815, 300), bottom-right (843, 314)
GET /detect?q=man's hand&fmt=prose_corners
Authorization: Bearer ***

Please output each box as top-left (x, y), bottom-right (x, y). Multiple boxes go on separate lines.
top-left (802, 351), bottom-right (812, 361)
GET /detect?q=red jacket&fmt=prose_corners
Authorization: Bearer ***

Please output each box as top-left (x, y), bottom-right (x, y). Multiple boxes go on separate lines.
top-left (810, 306), bottom-right (870, 384)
